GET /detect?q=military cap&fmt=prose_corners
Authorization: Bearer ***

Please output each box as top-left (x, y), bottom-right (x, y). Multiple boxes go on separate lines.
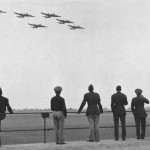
top-left (54, 86), bottom-right (62, 92)
top-left (135, 89), bottom-right (142, 94)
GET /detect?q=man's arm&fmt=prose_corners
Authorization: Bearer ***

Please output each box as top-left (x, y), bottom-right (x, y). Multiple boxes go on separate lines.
top-left (124, 95), bottom-right (128, 105)
top-left (6, 100), bottom-right (13, 114)
top-left (77, 95), bottom-right (86, 114)
top-left (131, 99), bottom-right (135, 113)
top-left (111, 95), bottom-right (115, 112)
top-left (51, 98), bottom-right (54, 111)
top-left (97, 95), bottom-right (103, 114)
top-left (143, 96), bottom-right (149, 104)
top-left (62, 99), bottom-right (67, 118)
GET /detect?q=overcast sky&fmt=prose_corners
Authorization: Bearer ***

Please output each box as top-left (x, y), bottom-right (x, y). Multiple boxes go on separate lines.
top-left (0, 0), bottom-right (150, 110)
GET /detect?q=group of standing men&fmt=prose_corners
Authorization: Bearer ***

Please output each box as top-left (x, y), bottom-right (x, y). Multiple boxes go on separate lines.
top-left (0, 85), bottom-right (148, 145)
top-left (51, 85), bottom-right (149, 144)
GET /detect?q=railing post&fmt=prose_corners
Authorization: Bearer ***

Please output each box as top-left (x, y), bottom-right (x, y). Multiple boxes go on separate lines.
top-left (41, 113), bottom-right (50, 143)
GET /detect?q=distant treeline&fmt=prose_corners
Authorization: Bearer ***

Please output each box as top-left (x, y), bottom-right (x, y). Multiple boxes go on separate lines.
top-left (11, 107), bottom-right (150, 112)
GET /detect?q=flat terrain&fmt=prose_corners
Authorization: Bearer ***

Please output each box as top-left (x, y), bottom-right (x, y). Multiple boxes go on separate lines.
top-left (1, 112), bottom-right (150, 145)
top-left (1, 138), bottom-right (150, 150)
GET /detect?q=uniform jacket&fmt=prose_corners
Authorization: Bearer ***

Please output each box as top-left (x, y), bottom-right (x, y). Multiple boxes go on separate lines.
top-left (0, 96), bottom-right (13, 114)
top-left (78, 92), bottom-right (103, 116)
top-left (111, 92), bottom-right (128, 116)
top-left (51, 95), bottom-right (67, 118)
top-left (131, 96), bottom-right (149, 118)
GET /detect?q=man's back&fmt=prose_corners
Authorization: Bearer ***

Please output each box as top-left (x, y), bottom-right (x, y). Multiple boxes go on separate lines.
top-left (51, 95), bottom-right (67, 118)
top-left (78, 91), bottom-right (103, 116)
top-left (84, 92), bottom-right (100, 106)
top-left (131, 96), bottom-right (149, 117)
top-left (111, 92), bottom-right (128, 116)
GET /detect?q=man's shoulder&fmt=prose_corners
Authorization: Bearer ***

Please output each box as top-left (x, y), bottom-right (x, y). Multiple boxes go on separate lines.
top-left (85, 92), bottom-right (99, 95)
top-left (51, 96), bottom-right (55, 100)
top-left (0, 96), bottom-right (8, 101)
top-left (111, 93), bottom-right (118, 97)
top-left (94, 92), bottom-right (99, 95)
top-left (112, 92), bottom-right (127, 99)
top-left (132, 97), bottom-right (137, 101)
top-left (121, 93), bottom-right (127, 97)
top-left (113, 92), bottom-right (126, 96)
top-left (84, 92), bottom-right (89, 96)
top-left (51, 96), bottom-right (64, 101)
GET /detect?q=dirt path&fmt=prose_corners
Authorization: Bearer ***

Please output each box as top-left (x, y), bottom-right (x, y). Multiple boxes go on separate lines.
top-left (0, 138), bottom-right (150, 150)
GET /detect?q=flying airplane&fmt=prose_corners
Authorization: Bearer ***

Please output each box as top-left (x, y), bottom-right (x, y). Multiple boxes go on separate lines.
top-left (14, 12), bottom-right (35, 18)
top-left (68, 25), bottom-right (85, 30)
top-left (41, 12), bottom-right (61, 18)
top-left (0, 10), bottom-right (6, 13)
top-left (56, 19), bottom-right (74, 24)
top-left (28, 23), bottom-right (47, 28)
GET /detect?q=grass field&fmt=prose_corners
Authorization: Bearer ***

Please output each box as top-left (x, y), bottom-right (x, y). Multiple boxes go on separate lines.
top-left (1, 112), bottom-right (150, 145)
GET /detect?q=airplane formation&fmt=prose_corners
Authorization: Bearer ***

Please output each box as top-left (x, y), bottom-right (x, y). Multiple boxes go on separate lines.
top-left (0, 10), bottom-right (85, 30)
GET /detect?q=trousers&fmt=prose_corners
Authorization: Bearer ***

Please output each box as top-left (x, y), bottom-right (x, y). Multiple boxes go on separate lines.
top-left (134, 116), bottom-right (146, 139)
top-left (53, 111), bottom-right (65, 144)
top-left (113, 115), bottom-right (126, 140)
top-left (87, 115), bottom-right (100, 141)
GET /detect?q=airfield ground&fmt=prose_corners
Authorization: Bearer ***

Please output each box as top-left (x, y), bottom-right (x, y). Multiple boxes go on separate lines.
top-left (0, 138), bottom-right (150, 150)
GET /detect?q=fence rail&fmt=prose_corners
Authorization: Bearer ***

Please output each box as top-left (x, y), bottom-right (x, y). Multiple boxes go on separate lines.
top-left (1, 110), bottom-right (150, 146)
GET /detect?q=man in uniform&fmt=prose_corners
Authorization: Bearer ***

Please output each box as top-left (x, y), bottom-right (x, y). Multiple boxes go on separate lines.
top-left (131, 89), bottom-right (149, 139)
top-left (78, 84), bottom-right (103, 142)
top-left (51, 86), bottom-right (67, 144)
top-left (0, 88), bottom-right (13, 120)
top-left (111, 85), bottom-right (128, 141)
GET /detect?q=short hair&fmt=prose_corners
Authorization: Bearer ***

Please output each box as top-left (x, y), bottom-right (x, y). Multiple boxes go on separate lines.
top-left (88, 84), bottom-right (94, 92)
top-left (116, 86), bottom-right (121, 91)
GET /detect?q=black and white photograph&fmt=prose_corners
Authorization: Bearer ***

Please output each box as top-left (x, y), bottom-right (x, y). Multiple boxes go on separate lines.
top-left (0, 0), bottom-right (150, 149)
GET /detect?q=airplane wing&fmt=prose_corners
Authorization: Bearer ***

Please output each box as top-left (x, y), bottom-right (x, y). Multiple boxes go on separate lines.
top-left (52, 14), bottom-right (61, 17)
top-left (41, 13), bottom-right (52, 18)
top-left (68, 25), bottom-right (74, 28)
top-left (41, 12), bottom-right (47, 15)
top-left (56, 19), bottom-right (74, 24)
top-left (56, 19), bottom-right (65, 24)
top-left (67, 20), bottom-right (74, 23)
top-left (40, 25), bottom-right (47, 28)
top-left (14, 12), bottom-right (22, 15)
top-left (56, 19), bottom-right (62, 22)
top-left (28, 23), bottom-right (36, 27)
top-left (14, 12), bottom-right (35, 18)
top-left (28, 14), bottom-right (35, 17)
top-left (14, 12), bottom-right (25, 18)
top-left (28, 23), bottom-right (47, 28)
top-left (78, 26), bottom-right (84, 29)
top-left (68, 25), bottom-right (84, 30)
top-left (0, 10), bottom-right (6, 13)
